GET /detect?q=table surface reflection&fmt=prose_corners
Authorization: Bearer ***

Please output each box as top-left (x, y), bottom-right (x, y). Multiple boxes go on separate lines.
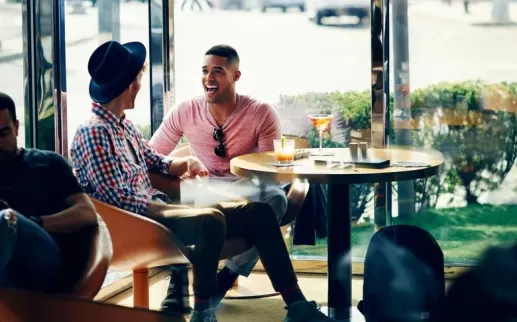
top-left (230, 147), bottom-right (444, 184)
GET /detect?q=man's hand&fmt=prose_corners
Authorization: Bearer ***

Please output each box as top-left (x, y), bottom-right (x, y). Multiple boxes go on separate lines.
top-left (185, 156), bottom-right (209, 178)
top-left (0, 200), bottom-right (9, 211)
top-left (169, 156), bottom-right (209, 178)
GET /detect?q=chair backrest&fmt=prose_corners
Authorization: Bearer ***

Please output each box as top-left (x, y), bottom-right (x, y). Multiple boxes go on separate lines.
top-left (281, 178), bottom-right (310, 226)
top-left (0, 288), bottom-right (184, 322)
top-left (53, 215), bottom-right (112, 299)
top-left (359, 225), bottom-right (445, 322)
top-left (91, 198), bottom-right (190, 270)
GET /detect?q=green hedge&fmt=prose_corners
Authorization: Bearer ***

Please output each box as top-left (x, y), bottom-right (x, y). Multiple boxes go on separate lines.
top-left (277, 80), bottom-right (517, 217)
top-left (277, 80), bottom-right (517, 136)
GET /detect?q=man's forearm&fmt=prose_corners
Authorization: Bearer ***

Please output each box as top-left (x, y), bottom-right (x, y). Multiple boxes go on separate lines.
top-left (42, 203), bottom-right (97, 233)
top-left (168, 157), bottom-right (189, 176)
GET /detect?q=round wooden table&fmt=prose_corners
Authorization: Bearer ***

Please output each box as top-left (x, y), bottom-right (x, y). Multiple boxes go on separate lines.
top-left (230, 148), bottom-right (444, 322)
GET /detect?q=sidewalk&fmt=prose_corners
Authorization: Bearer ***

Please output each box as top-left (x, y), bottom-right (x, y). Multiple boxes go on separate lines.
top-left (0, 2), bottom-right (148, 62)
top-left (409, 0), bottom-right (517, 25)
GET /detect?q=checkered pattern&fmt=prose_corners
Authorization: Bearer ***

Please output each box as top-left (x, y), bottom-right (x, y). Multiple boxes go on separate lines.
top-left (70, 103), bottom-right (172, 214)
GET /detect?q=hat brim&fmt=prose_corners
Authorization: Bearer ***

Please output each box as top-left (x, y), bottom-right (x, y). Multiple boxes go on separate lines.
top-left (89, 41), bottom-right (147, 104)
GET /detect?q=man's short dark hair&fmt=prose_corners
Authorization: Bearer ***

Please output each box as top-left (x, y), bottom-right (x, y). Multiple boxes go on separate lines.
top-left (0, 92), bottom-right (17, 122)
top-left (205, 45), bottom-right (239, 65)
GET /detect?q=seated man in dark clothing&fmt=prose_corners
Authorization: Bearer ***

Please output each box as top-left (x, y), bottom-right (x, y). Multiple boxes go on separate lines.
top-left (0, 92), bottom-right (98, 292)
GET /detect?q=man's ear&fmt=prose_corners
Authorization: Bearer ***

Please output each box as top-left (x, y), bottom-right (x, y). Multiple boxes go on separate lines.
top-left (13, 120), bottom-right (19, 136)
top-left (235, 70), bottom-right (241, 81)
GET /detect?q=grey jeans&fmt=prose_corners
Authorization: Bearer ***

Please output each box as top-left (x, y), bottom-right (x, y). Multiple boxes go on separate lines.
top-left (224, 185), bottom-right (288, 276)
top-left (179, 179), bottom-right (289, 277)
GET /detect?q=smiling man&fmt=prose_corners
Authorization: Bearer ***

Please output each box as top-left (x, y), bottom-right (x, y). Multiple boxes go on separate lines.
top-left (150, 45), bottom-right (299, 314)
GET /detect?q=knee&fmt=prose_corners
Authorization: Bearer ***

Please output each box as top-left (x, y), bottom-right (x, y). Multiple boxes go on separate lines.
top-left (262, 187), bottom-right (288, 222)
top-left (198, 208), bottom-right (227, 235)
top-left (248, 202), bottom-right (278, 228)
top-left (270, 190), bottom-right (289, 222)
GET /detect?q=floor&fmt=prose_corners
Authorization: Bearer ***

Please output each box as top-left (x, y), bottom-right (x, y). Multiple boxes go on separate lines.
top-left (110, 270), bottom-right (366, 322)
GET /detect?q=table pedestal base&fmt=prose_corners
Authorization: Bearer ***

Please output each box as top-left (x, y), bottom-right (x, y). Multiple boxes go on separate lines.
top-left (319, 306), bottom-right (364, 322)
top-left (224, 277), bottom-right (279, 299)
top-left (224, 286), bottom-right (278, 299)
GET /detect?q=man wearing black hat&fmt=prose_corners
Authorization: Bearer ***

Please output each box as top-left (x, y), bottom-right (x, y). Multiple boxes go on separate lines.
top-left (71, 40), bottom-right (331, 322)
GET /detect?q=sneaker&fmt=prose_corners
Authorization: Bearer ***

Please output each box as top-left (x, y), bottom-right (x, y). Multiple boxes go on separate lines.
top-left (285, 301), bottom-right (331, 322)
top-left (190, 308), bottom-right (218, 322)
top-left (160, 265), bottom-right (192, 315)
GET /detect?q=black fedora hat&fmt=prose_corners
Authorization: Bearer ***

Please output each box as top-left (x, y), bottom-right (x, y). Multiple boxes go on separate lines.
top-left (88, 41), bottom-right (146, 104)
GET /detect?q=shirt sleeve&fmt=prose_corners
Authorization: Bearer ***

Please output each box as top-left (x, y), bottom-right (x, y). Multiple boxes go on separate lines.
top-left (256, 103), bottom-right (282, 152)
top-left (75, 126), bottom-right (150, 214)
top-left (51, 152), bottom-right (84, 202)
top-left (149, 103), bottom-right (185, 155)
top-left (134, 126), bottom-right (173, 175)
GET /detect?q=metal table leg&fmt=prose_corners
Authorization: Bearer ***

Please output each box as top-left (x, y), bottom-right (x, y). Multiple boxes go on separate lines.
top-left (320, 184), bottom-right (364, 322)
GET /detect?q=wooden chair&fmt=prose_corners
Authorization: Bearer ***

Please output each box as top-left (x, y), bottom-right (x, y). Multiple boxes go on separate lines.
top-left (91, 198), bottom-right (190, 309)
top-left (0, 288), bottom-right (184, 322)
top-left (53, 214), bottom-right (113, 299)
top-left (92, 196), bottom-right (253, 309)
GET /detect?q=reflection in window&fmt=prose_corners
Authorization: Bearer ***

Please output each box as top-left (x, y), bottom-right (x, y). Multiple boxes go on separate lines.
top-left (0, 2), bottom-right (26, 147)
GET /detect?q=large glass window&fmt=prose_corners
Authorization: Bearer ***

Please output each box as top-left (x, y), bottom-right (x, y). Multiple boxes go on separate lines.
top-left (0, 1), bottom-right (26, 147)
top-left (290, 0), bottom-right (517, 265)
top-left (390, 0), bottom-right (517, 264)
top-left (288, 0), bottom-right (517, 266)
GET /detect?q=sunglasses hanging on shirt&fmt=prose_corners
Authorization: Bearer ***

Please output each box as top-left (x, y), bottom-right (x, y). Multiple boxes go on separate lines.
top-left (213, 127), bottom-right (226, 158)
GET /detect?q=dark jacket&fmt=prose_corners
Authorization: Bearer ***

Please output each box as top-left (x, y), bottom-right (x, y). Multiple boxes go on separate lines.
top-left (284, 183), bottom-right (328, 245)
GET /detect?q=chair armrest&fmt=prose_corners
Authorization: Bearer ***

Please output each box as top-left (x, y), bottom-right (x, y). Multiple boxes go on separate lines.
top-left (72, 215), bottom-right (113, 298)
top-left (281, 179), bottom-right (310, 227)
top-left (91, 198), bottom-right (190, 271)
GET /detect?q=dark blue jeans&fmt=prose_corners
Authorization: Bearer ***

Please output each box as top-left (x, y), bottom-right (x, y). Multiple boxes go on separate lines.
top-left (0, 209), bottom-right (62, 292)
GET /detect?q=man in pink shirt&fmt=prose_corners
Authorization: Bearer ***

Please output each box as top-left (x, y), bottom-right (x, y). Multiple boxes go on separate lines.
top-left (73, 41), bottom-right (330, 322)
top-left (150, 45), bottom-right (290, 309)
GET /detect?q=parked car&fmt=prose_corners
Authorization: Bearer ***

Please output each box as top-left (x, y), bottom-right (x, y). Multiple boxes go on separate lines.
top-left (232, 0), bottom-right (304, 11)
top-left (260, 0), bottom-right (305, 12)
top-left (305, 0), bottom-right (369, 25)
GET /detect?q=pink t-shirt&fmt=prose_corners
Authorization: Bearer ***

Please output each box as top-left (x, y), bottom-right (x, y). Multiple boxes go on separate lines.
top-left (150, 94), bottom-right (281, 178)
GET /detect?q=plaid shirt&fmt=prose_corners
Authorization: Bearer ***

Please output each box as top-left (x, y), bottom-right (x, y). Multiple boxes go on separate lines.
top-left (71, 103), bottom-right (172, 215)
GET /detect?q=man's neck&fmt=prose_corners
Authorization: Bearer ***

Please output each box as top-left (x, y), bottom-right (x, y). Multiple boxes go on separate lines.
top-left (102, 100), bottom-right (125, 119)
top-left (0, 148), bottom-right (21, 165)
top-left (207, 93), bottom-right (238, 125)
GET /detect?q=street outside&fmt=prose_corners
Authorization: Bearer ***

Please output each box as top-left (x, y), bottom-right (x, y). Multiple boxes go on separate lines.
top-left (1, 0), bottom-right (516, 143)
